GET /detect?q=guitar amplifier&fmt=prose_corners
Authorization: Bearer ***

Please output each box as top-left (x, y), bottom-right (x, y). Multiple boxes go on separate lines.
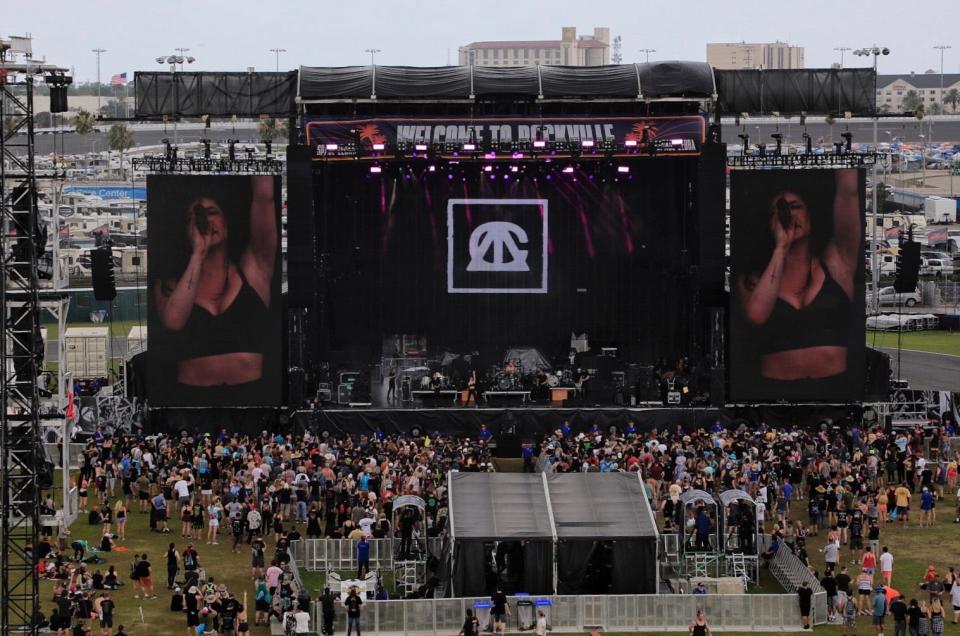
top-left (667, 391), bottom-right (682, 405)
top-left (337, 383), bottom-right (353, 405)
top-left (317, 383), bottom-right (333, 402)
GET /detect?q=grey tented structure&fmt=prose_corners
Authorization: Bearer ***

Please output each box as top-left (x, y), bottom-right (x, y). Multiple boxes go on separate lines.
top-left (548, 473), bottom-right (659, 594)
top-left (447, 472), bottom-right (658, 597)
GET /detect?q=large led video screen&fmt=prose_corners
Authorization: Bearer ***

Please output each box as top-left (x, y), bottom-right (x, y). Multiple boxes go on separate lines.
top-left (147, 175), bottom-right (282, 406)
top-left (729, 169), bottom-right (865, 402)
top-left (317, 160), bottom-right (697, 371)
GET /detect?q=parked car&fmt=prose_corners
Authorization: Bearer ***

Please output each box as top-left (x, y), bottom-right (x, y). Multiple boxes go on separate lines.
top-left (870, 286), bottom-right (921, 307)
top-left (920, 257), bottom-right (955, 276)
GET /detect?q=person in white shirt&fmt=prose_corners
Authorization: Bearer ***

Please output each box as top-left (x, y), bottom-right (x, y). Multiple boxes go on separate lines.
top-left (535, 610), bottom-right (548, 636)
top-left (294, 608), bottom-right (311, 635)
top-left (879, 547), bottom-right (894, 587)
top-left (950, 580), bottom-right (960, 625)
top-left (754, 498), bottom-right (767, 531)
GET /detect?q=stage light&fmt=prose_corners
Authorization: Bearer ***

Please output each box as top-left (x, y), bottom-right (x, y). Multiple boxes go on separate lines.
top-left (447, 174), bottom-right (454, 180)
top-left (617, 165), bottom-right (630, 173)
top-left (624, 139), bottom-right (638, 147)
top-left (512, 152), bottom-right (524, 159)
top-left (415, 144), bottom-right (428, 151)
top-left (372, 143), bottom-right (386, 151)
top-left (503, 174), bottom-right (510, 180)
top-left (484, 165), bottom-right (493, 172)
top-left (325, 143), bottom-right (339, 151)
top-left (581, 139), bottom-right (595, 148)
top-left (562, 166), bottom-right (575, 174)
top-left (670, 139), bottom-right (684, 146)
top-left (484, 152), bottom-right (496, 159)
top-left (369, 166), bottom-right (382, 173)
top-left (533, 140), bottom-right (546, 149)
top-left (510, 166), bottom-right (519, 173)
top-left (463, 143), bottom-right (476, 151)
top-left (428, 165), bottom-right (436, 172)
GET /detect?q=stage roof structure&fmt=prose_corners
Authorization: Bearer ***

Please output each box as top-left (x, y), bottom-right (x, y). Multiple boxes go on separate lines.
top-left (448, 472), bottom-right (554, 540)
top-left (298, 61), bottom-right (717, 101)
top-left (547, 472), bottom-right (657, 539)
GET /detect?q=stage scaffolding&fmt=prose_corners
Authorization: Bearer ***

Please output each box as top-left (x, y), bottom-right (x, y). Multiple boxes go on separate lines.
top-left (1, 76), bottom-right (42, 636)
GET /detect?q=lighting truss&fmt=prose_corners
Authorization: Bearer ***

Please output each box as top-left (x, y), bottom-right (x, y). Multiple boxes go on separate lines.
top-left (726, 152), bottom-right (881, 169)
top-left (131, 156), bottom-right (285, 173)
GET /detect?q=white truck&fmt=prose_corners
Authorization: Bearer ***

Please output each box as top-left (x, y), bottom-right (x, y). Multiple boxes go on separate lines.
top-left (924, 196), bottom-right (957, 224)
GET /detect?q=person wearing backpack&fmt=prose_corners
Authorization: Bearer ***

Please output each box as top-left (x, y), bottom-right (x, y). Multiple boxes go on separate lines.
top-left (254, 578), bottom-right (271, 627)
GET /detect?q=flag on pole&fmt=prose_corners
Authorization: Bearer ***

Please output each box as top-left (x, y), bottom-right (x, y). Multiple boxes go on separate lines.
top-left (110, 72), bottom-right (127, 86)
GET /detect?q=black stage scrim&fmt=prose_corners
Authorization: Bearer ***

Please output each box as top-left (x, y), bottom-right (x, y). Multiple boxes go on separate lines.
top-left (313, 159), bottom-right (697, 403)
top-left (729, 169), bottom-right (865, 402)
top-left (147, 175), bottom-right (283, 407)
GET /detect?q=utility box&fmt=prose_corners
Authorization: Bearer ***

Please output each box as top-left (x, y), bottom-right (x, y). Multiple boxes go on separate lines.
top-left (924, 196), bottom-right (957, 224)
top-left (64, 327), bottom-right (109, 378)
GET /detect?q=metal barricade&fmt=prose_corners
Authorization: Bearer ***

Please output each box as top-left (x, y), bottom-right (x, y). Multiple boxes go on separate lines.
top-left (310, 593), bottom-right (808, 634)
top-left (296, 537), bottom-right (443, 573)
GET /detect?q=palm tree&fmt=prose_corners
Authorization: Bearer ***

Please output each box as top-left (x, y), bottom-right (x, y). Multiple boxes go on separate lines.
top-left (108, 123), bottom-right (135, 179)
top-left (258, 116), bottom-right (284, 143)
top-left (901, 90), bottom-right (921, 113)
top-left (73, 109), bottom-right (97, 158)
top-left (944, 88), bottom-right (960, 113)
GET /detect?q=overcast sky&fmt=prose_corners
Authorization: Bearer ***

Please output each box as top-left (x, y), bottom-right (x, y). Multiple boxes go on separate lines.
top-left (8, 0), bottom-right (960, 82)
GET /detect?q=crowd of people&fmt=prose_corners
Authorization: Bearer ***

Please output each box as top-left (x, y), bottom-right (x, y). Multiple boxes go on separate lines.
top-left (538, 416), bottom-right (960, 631)
top-left (30, 413), bottom-right (960, 634)
top-left (38, 427), bottom-right (495, 635)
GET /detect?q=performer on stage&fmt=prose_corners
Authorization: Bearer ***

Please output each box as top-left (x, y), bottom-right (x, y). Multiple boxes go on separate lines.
top-left (385, 367), bottom-right (397, 403)
top-left (430, 372), bottom-right (443, 394)
top-left (465, 370), bottom-right (478, 407)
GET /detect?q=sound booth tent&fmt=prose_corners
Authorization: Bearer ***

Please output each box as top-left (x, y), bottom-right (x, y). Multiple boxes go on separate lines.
top-left (446, 472), bottom-right (658, 597)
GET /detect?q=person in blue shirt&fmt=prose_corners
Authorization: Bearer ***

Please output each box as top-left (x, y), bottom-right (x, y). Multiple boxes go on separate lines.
top-left (919, 487), bottom-right (935, 528)
top-left (478, 424), bottom-right (492, 442)
top-left (626, 421), bottom-right (637, 436)
top-left (152, 492), bottom-right (170, 533)
top-left (522, 446), bottom-right (535, 473)
top-left (561, 421), bottom-right (572, 438)
top-left (694, 508), bottom-right (712, 551)
top-left (872, 587), bottom-right (887, 632)
top-left (356, 537), bottom-right (370, 578)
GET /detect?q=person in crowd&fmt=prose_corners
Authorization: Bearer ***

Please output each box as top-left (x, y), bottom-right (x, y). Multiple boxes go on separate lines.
top-left (320, 588), bottom-right (336, 636)
top-left (459, 608), bottom-right (480, 636)
top-left (798, 581), bottom-right (813, 630)
top-left (344, 587), bottom-right (363, 636)
top-left (889, 595), bottom-right (907, 636)
top-left (873, 586), bottom-right (887, 636)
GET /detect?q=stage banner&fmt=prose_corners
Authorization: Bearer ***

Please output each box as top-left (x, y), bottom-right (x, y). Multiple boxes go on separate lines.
top-left (729, 169), bottom-right (866, 402)
top-left (147, 175), bottom-right (283, 407)
top-left (304, 115), bottom-right (705, 155)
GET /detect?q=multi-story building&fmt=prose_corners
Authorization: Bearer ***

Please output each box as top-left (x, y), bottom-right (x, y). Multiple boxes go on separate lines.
top-left (875, 72), bottom-right (960, 113)
top-left (706, 41), bottom-right (804, 70)
top-left (458, 27), bottom-right (610, 67)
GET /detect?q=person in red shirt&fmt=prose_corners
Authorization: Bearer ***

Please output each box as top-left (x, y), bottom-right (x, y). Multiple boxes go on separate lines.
top-left (861, 546), bottom-right (877, 575)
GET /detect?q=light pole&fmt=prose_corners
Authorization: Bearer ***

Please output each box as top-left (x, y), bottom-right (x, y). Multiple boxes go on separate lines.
top-left (934, 45), bottom-right (951, 112)
top-left (853, 45), bottom-right (890, 314)
top-left (156, 52), bottom-right (196, 144)
top-left (92, 48), bottom-right (106, 116)
top-left (365, 48), bottom-right (381, 66)
top-left (834, 46), bottom-right (851, 69)
top-left (269, 48), bottom-right (286, 73)
top-left (639, 49), bottom-right (656, 63)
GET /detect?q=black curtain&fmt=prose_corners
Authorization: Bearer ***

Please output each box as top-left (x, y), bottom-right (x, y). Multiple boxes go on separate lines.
top-left (556, 540), bottom-right (596, 594)
top-left (318, 159), bottom-right (696, 367)
top-left (521, 540), bottom-right (554, 595)
top-left (453, 541), bottom-right (488, 597)
top-left (611, 539), bottom-right (656, 594)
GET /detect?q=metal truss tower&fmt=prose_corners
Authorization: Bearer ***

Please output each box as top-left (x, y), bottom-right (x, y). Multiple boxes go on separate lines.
top-left (1, 75), bottom-right (42, 636)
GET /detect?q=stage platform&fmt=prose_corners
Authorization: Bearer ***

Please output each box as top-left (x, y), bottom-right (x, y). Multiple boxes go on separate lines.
top-left (145, 403), bottom-right (858, 438)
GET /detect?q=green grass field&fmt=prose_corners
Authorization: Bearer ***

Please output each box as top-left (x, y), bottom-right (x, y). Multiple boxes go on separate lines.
top-left (867, 330), bottom-right (960, 356)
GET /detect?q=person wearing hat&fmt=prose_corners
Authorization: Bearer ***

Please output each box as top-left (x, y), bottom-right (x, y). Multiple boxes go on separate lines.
top-left (872, 586), bottom-right (888, 634)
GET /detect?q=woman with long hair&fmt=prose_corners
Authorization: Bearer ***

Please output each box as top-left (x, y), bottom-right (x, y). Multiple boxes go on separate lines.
top-left (152, 176), bottom-right (277, 394)
top-left (735, 169), bottom-right (860, 385)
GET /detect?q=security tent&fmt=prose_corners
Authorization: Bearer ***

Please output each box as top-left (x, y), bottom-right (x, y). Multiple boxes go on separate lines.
top-left (446, 472), bottom-right (659, 597)
top-left (548, 472), bottom-right (659, 594)
top-left (448, 472), bottom-right (555, 597)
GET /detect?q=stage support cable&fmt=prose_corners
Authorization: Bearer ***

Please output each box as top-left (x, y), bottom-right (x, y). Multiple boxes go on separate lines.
top-left (1, 76), bottom-right (43, 636)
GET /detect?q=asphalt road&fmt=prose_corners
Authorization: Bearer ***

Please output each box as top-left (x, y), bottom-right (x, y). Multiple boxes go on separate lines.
top-left (881, 347), bottom-right (960, 391)
top-left (17, 118), bottom-right (960, 157)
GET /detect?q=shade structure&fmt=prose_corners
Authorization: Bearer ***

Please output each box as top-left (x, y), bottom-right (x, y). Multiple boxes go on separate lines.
top-left (548, 472), bottom-right (659, 594)
top-left (449, 472), bottom-right (555, 597)
top-left (446, 472), bottom-right (659, 597)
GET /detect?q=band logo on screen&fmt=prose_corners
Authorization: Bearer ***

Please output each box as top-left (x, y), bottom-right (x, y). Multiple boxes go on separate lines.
top-left (447, 199), bottom-right (547, 294)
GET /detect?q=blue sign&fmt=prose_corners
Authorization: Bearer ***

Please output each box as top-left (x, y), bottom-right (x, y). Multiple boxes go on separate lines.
top-left (63, 186), bottom-right (147, 201)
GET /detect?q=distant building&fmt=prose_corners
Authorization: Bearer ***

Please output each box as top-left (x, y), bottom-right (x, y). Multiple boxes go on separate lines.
top-left (458, 27), bottom-right (610, 67)
top-left (706, 41), bottom-right (804, 70)
top-left (876, 72), bottom-right (960, 113)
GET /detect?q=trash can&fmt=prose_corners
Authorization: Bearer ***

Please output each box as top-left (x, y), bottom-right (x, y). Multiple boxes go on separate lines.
top-left (474, 600), bottom-right (493, 633)
top-left (534, 599), bottom-right (553, 630)
top-left (516, 597), bottom-right (535, 631)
